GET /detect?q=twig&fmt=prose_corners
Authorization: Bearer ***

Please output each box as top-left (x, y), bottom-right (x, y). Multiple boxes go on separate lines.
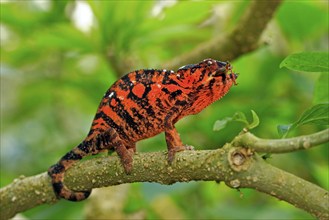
top-left (234, 128), bottom-right (329, 153)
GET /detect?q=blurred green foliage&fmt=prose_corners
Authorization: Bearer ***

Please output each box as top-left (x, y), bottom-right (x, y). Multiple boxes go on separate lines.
top-left (1, 0), bottom-right (328, 219)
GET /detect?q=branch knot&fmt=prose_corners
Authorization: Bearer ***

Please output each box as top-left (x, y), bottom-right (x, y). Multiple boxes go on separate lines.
top-left (228, 147), bottom-right (253, 172)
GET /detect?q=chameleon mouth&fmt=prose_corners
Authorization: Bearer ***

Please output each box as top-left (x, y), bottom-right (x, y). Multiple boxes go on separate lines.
top-left (216, 60), bottom-right (237, 83)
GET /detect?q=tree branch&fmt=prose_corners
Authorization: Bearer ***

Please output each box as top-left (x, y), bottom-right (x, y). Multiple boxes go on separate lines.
top-left (228, 149), bottom-right (329, 220)
top-left (1, 131), bottom-right (328, 219)
top-left (164, 0), bottom-right (282, 70)
top-left (234, 128), bottom-right (329, 153)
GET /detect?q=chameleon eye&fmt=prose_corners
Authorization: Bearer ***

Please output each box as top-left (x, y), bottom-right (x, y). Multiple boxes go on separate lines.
top-left (218, 66), bottom-right (227, 74)
top-left (216, 61), bottom-right (227, 68)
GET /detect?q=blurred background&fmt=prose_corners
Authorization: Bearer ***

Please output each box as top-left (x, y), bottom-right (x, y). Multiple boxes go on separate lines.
top-left (1, 0), bottom-right (328, 219)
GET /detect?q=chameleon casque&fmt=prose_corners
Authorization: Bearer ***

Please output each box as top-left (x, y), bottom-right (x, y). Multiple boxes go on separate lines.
top-left (48, 58), bottom-right (238, 201)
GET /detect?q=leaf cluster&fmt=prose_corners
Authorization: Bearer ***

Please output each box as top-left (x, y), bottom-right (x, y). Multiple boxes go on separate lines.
top-left (278, 52), bottom-right (329, 137)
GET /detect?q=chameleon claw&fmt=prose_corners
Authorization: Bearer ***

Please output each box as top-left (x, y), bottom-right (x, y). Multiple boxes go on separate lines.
top-left (183, 145), bottom-right (194, 151)
top-left (122, 162), bottom-right (133, 174)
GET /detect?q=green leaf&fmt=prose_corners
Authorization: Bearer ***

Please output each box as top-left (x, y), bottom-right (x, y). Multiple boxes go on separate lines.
top-left (248, 110), bottom-right (260, 129)
top-left (314, 72), bottom-right (329, 104)
top-left (232, 112), bottom-right (248, 125)
top-left (277, 103), bottom-right (329, 137)
top-left (213, 117), bottom-right (232, 131)
top-left (296, 103), bottom-right (329, 126)
top-left (280, 52), bottom-right (329, 72)
top-left (213, 110), bottom-right (260, 132)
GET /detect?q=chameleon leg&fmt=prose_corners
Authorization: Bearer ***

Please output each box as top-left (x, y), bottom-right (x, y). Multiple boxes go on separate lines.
top-left (94, 128), bottom-right (134, 174)
top-left (165, 128), bottom-right (186, 163)
top-left (114, 141), bottom-right (134, 174)
top-left (106, 130), bottom-right (134, 174)
top-left (164, 113), bottom-right (186, 163)
top-left (127, 143), bottom-right (137, 153)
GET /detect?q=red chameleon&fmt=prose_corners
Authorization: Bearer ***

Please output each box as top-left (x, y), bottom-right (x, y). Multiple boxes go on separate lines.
top-left (48, 58), bottom-right (238, 201)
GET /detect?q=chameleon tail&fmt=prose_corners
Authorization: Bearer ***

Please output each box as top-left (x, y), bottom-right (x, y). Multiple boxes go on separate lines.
top-left (48, 141), bottom-right (92, 201)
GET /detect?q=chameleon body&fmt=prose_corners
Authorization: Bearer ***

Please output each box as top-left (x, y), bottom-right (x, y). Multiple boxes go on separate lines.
top-left (48, 58), bottom-right (238, 201)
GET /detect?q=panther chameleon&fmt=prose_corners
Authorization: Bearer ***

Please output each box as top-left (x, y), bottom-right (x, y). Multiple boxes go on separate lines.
top-left (48, 58), bottom-right (238, 201)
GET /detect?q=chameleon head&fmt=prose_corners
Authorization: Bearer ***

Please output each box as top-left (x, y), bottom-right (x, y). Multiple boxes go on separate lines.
top-left (177, 58), bottom-right (238, 87)
top-left (177, 58), bottom-right (238, 114)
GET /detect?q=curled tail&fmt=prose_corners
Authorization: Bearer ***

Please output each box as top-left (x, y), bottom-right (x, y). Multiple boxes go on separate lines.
top-left (48, 141), bottom-right (93, 201)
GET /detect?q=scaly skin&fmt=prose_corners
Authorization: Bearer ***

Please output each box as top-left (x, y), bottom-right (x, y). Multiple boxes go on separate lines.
top-left (48, 58), bottom-right (238, 201)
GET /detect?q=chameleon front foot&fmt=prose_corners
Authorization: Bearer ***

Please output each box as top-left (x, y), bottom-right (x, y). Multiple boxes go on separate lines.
top-left (167, 145), bottom-right (194, 164)
top-left (118, 148), bottom-right (134, 174)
